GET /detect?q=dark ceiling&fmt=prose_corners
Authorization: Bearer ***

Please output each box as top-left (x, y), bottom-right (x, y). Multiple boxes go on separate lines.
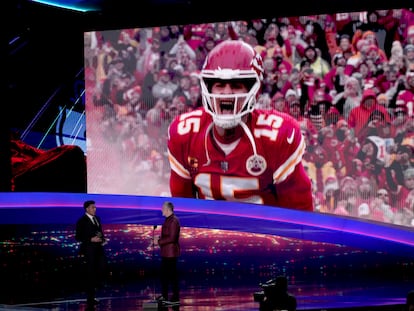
top-left (5, 0), bottom-right (413, 131)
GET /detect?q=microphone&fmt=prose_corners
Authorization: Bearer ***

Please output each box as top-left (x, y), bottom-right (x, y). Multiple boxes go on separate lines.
top-left (153, 225), bottom-right (157, 230)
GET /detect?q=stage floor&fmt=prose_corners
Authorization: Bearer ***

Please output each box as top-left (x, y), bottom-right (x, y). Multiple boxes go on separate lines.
top-left (2, 278), bottom-right (410, 311)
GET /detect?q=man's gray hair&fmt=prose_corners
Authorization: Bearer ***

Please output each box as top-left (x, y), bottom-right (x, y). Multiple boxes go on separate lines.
top-left (164, 201), bottom-right (174, 211)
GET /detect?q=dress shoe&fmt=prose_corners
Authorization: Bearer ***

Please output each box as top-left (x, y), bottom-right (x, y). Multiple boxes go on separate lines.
top-left (156, 295), bottom-right (166, 302)
top-left (164, 296), bottom-right (180, 305)
top-left (170, 295), bottom-right (179, 302)
top-left (87, 298), bottom-right (100, 305)
top-left (164, 299), bottom-right (180, 306)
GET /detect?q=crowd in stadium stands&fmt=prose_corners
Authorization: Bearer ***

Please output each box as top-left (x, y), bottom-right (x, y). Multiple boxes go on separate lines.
top-left (84, 9), bottom-right (414, 226)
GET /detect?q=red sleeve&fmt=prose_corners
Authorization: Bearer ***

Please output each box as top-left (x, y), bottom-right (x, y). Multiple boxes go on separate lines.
top-left (283, 38), bottom-right (292, 58)
top-left (169, 170), bottom-right (196, 198)
top-left (264, 111), bottom-right (313, 211)
top-left (182, 25), bottom-right (192, 41)
top-left (348, 109), bottom-right (356, 129)
top-left (275, 163), bottom-right (314, 211)
top-left (323, 68), bottom-right (336, 90)
top-left (167, 112), bottom-right (201, 199)
top-left (295, 43), bottom-right (306, 58)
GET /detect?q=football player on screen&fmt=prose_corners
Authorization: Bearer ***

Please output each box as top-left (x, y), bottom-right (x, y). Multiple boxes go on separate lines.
top-left (167, 40), bottom-right (313, 210)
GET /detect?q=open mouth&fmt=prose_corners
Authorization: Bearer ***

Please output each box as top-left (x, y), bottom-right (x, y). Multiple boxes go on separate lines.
top-left (219, 100), bottom-right (234, 115)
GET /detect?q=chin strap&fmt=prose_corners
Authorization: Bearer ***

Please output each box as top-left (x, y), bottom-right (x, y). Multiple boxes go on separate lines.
top-left (239, 121), bottom-right (259, 158)
top-left (203, 122), bottom-right (214, 166)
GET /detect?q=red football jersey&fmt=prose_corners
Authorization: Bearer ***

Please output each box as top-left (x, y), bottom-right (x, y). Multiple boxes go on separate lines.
top-left (167, 108), bottom-right (313, 211)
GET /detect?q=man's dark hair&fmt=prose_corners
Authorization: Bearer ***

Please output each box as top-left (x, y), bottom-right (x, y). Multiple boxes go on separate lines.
top-left (83, 200), bottom-right (95, 210)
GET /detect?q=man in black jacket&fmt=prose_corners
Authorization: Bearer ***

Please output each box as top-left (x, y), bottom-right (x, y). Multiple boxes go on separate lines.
top-left (75, 200), bottom-right (107, 307)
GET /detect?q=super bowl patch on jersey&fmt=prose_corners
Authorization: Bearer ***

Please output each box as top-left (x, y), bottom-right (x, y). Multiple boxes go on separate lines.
top-left (246, 155), bottom-right (267, 176)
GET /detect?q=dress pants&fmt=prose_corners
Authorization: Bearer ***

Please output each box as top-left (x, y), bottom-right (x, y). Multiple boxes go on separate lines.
top-left (84, 245), bottom-right (106, 303)
top-left (160, 257), bottom-right (179, 299)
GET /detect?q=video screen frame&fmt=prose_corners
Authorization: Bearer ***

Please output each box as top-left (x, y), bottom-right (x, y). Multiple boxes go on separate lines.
top-left (83, 8), bottom-right (414, 228)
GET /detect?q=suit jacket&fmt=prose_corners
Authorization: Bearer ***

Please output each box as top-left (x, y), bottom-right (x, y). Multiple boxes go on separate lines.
top-left (75, 214), bottom-right (105, 255)
top-left (159, 213), bottom-right (180, 258)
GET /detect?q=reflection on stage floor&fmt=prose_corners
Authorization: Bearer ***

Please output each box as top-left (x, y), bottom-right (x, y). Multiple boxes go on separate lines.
top-left (2, 277), bottom-right (410, 311)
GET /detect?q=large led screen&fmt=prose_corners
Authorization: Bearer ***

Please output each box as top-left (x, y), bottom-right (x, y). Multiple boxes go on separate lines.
top-left (84, 8), bottom-right (414, 228)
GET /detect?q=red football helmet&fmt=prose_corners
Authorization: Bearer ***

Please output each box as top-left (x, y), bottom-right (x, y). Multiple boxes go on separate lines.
top-left (200, 40), bottom-right (264, 129)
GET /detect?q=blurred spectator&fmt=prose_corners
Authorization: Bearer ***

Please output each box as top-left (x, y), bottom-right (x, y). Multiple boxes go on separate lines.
top-left (138, 35), bottom-right (162, 78)
top-left (394, 168), bottom-right (414, 211)
top-left (169, 34), bottom-right (197, 69)
top-left (336, 34), bottom-right (354, 60)
top-left (388, 41), bottom-right (406, 76)
top-left (261, 56), bottom-right (280, 96)
top-left (308, 89), bottom-right (332, 131)
top-left (394, 70), bottom-right (414, 116)
top-left (271, 92), bottom-right (287, 112)
top-left (360, 13), bottom-right (387, 53)
top-left (378, 64), bottom-right (399, 95)
top-left (348, 88), bottom-right (391, 139)
top-left (356, 136), bottom-right (388, 189)
top-left (324, 52), bottom-right (347, 94)
top-left (345, 38), bottom-right (371, 76)
top-left (386, 144), bottom-right (414, 192)
top-left (280, 68), bottom-right (302, 98)
top-left (255, 23), bottom-right (292, 60)
top-left (256, 93), bottom-right (272, 110)
top-left (195, 36), bottom-right (217, 69)
top-left (152, 69), bottom-right (178, 100)
top-left (214, 22), bottom-right (233, 42)
top-left (358, 109), bottom-right (394, 142)
top-left (356, 202), bottom-right (371, 219)
top-left (323, 175), bottom-right (339, 212)
top-left (140, 58), bottom-right (159, 115)
top-left (301, 45), bottom-right (331, 79)
top-left (247, 19), bottom-right (267, 46)
top-left (146, 97), bottom-right (169, 141)
top-left (405, 44), bottom-right (414, 69)
top-left (355, 176), bottom-right (376, 206)
top-left (158, 26), bottom-right (179, 57)
top-left (332, 77), bottom-right (362, 120)
top-left (376, 93), bottom-right (393, 116)
top-left (302, 20), bottom-right (332, 64)
top-left (187, 85), bottom-right (202, 110)
top-left (337, 11), bottom-right (366, 44)
top-left (183, 23), bottom-right (212, 51)
top-left (173, 72), bottom-right (192, 105)
top-left (406, 25), bottom-right (414, 45)
top-left (394, 114), bottom-right (414, 148)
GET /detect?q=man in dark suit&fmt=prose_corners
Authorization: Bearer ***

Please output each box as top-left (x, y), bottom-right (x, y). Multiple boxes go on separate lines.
top-left (154, 201), bottom-right (181, 306)
top-left (75, 200), bottom-right (107, 307)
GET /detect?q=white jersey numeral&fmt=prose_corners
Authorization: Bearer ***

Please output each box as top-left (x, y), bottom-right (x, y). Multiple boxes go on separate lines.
top-left (177, 110), bottom-right (203, 135)
top-left (253, 114), bottom-right (283, 141)
top-left (195, 173), bottom-right (263, 204)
